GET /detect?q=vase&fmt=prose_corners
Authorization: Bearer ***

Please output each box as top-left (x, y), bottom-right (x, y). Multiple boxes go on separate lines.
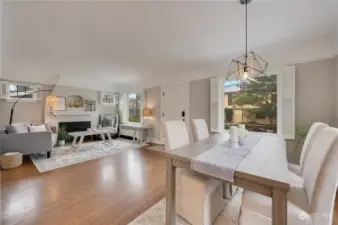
top-left (58, 140), bottom-right (65, 146)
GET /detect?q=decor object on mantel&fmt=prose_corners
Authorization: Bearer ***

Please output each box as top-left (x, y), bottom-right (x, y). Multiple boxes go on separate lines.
top-left (51, 96), bottom-right (66, 111)
top-left (85, 99), bottom-right (96, 111)
top-left (9, 89), bottom-right (57, 124)
top-left (67, 95), bottom-right (84, 108)
top-left (226, 0), bottom-right (268, 85)
top-left (101, 92), bottom-right (118, 106)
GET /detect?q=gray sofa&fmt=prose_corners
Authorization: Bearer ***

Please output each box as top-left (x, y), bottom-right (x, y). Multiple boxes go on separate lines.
top-left (0, 123), bottom-right (53, 158)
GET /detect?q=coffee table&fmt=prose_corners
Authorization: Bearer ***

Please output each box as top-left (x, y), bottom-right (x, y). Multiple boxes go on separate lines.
top-left (68, 129), bottom-right (113, 150)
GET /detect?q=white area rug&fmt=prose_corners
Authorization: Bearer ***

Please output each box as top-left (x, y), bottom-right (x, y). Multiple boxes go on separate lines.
top-left (30, 139), bottom-right (135, 172)
top-left (127, 189), bottom-right (243, 225)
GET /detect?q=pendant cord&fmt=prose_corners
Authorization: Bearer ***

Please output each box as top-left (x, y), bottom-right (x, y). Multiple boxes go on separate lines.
top-left (245, 1), bottom-right (248, 67)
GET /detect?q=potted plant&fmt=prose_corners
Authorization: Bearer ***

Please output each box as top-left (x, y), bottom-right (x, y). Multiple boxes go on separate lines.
top-left (58, 125), bottom-right (67, 146)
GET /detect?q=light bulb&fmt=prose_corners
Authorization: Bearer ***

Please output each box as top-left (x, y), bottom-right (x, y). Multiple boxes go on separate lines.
top-left (243, 66), bottom-right (248, 80)
top-left (243, 71), bottom-right (248, 79)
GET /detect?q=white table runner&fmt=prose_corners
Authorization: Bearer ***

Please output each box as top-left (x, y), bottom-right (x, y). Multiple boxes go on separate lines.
top-left (191, 135), bottom-right (262, 182)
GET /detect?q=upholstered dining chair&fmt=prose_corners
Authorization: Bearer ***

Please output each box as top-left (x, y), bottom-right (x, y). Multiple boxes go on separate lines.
top-left (239, 126), bottom-right (338, 225)
top-left (288, 122), bottom-right (328, 176)
top-left (287, 122), bottom-right (328, 188)
top-left (164, 120), bottom-right (224, 225)
top-left (191, 119), bottom-right (210, 141)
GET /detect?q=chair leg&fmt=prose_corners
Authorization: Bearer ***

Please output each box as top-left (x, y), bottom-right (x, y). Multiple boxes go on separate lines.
top-left (47, 151), bottom-right (51, 158)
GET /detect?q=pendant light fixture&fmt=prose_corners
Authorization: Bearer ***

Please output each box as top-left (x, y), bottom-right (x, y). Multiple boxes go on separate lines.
top-left (226, 0), bottom-right (268, 84)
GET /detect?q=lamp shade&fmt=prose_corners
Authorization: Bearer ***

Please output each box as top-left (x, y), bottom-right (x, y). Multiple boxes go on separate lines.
top-left (46, 95), bottom-right (58, 107)
top-left (142, 108), bottom-right (152, 117)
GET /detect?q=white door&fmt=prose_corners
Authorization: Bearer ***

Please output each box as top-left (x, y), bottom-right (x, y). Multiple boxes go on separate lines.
top-left (161, 83), bottom-right (190, 143)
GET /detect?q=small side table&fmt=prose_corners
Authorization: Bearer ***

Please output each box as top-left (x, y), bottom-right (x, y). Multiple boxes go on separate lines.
top-left (1, 152), bottom-right (23, 170)
top-left (120, 124), bottom-right (152, 145)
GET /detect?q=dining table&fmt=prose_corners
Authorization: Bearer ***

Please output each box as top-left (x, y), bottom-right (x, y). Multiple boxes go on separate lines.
top-left (158, 132), bottom-right (290, 225)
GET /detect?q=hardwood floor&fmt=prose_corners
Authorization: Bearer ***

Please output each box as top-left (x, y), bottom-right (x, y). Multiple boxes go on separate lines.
top-left (2, 147), bottom-right (338, 225)
top-left (1, 147), bottom-right (166, 225)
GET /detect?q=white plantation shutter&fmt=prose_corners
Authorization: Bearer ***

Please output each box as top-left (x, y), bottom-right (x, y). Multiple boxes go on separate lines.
top-left (0, 81), bottom-right (8, 98)
top-left (35, 85), bottom-right (43, 100)
top-left (210, 77), bottom-right (224, 133)
top-left (280, 65), bottom-right (296, 139)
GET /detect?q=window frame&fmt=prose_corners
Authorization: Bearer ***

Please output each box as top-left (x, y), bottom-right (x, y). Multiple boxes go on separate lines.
top-left (120, 92), bottom-right (144, 125)
top-left (0, 81), bottom-right (41, 102)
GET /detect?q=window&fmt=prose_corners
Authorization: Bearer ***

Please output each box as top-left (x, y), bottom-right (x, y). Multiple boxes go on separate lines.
top-left (224, 75), bottom-right (278, 133)
top-left (8, 84), bottom-right (34, 99)
top-left (127, 93), bottom-right (141, 123)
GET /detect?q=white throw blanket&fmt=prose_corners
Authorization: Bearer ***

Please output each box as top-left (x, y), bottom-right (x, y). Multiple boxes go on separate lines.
top-left (191, 135), bottom-right (262, 182)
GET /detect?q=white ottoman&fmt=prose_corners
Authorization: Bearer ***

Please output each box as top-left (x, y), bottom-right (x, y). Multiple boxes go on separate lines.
top-left (1, 152), bottom-right (23, 169)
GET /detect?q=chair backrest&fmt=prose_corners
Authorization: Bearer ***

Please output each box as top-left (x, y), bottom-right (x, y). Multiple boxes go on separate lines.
top-left (300, 122), bottom-right (328, 174)
top-left (191, 119), bottom-right (209, 141)
top-left (164, 120), bottom-right (189, 150)
top-left (302, 127), bottom-right (338, 209)
top-left (311, 128), bottom-right (338, 225)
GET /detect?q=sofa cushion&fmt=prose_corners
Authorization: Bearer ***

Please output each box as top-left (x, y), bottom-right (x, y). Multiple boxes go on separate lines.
top-left (28, 125), bottom-right (47, 132)
top-left (6, 123), bottom-right (30, 134)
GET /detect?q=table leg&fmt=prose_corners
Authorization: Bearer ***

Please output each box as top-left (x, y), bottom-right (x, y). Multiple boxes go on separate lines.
top-left (272, 189), bottom-right (287, 225)
top-left (133, 129), bottom-right (137, 143)
top-left (77, 135), bottom-right (84, 151)
top-left (72, 136), bottom-right (78, 147)
top-left (100, 133), bottom-right (106, 142)
top-left (166, 159), bottom-right (176, 225)
top-left (139, 128), bottom-right (143, 145)
top-left (107, 132), bottom-right (112, 141)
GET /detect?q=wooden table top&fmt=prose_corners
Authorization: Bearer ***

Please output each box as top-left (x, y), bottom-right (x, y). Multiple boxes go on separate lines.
top-left (162, 132), bottom-right (290, 191)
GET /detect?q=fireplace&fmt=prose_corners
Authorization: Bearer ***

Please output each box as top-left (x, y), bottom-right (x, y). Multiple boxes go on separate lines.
top-left (59, 121), bottom-right (91, 142)
top-left (59, 121), bottom-right (91, 133)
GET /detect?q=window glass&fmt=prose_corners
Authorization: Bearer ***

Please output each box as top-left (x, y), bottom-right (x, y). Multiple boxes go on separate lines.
top-left (8, 84), bottom-right (34, 98)
top-left (224, 75), bottom-right (277, 133)
top-left (128, 93), bottom-right (141, 123)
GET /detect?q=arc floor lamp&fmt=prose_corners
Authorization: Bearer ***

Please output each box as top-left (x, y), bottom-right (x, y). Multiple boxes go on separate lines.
top-left (9, 90), bottom-right (57, 124)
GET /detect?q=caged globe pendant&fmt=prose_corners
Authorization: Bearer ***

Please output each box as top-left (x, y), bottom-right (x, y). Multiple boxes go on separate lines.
top-left (226, 0), bottom-right (268, 84)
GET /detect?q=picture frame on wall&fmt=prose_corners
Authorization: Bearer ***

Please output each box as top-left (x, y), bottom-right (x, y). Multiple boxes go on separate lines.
top-left (100, 92), bottom-right (118, 106)
top-left (51, 96), bottom-right (66, 111)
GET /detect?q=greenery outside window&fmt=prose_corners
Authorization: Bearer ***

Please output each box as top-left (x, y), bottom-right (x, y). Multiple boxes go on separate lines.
top-left (127, 93), bottom-right (141, 123)
top-left (224, 75), bottom-right (278, 133)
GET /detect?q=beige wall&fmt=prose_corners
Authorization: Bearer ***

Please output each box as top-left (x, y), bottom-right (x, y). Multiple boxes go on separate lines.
top-left (189, 78), bottom-right (210, 129)
top-left (295, 58), bottom-right (336, 127)
top-left (145, 86), bottom-right (161, 143)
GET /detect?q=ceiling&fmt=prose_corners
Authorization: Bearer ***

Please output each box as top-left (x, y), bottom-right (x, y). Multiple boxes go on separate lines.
top-left (2, 0), bottom-right (338, 91)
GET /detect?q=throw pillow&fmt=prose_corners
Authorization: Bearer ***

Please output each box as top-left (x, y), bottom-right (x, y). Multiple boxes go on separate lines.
top-left (28, 125), bottom-right (47, 133)
top-left (6, 123), bottom-right (30, 134)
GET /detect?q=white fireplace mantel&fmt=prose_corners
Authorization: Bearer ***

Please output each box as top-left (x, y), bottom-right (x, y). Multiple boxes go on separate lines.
top-left (50, 110), bottom-right (95, 116)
